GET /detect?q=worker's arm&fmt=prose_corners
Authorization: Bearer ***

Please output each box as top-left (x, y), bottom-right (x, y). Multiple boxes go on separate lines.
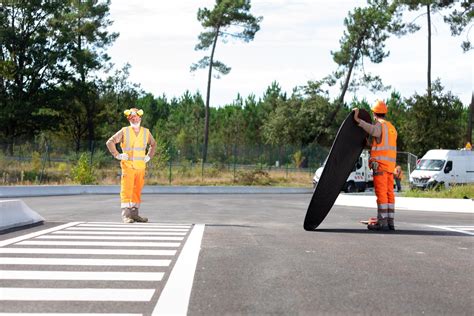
top-left (353, 109), bottom-right (382, 138)
top-left (358, 120), bottom-right (382, 138)
top-left (146, 132), bottom-right (157, 159)
top-left (106, 129), bottom-right (124, 158)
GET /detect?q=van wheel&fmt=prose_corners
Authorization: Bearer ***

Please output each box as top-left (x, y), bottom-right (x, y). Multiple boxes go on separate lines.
top-left (344, 181), bottom-right (356, 193)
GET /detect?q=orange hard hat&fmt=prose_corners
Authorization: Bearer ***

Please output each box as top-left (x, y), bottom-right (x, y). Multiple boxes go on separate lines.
top-left (371, 100), bottom-right (387, 114)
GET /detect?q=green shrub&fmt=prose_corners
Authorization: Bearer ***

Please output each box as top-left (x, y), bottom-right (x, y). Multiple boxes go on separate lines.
top-left (71, 153), bottom-right (97, 184)
top-left (235, 169), bottom-right (273, 185)
top-left (31, 151), bottom-right (42, 172)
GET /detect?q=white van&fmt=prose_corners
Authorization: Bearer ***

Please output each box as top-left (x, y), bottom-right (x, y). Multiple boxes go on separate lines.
top-left (409, 149), bottom-right (474, 189)
top-left (312, 150), bottom-right (373, 192)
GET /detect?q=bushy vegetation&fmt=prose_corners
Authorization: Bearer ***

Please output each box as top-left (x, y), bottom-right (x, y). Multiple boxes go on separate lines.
top-left (403, 185), bottom-right (474, 199)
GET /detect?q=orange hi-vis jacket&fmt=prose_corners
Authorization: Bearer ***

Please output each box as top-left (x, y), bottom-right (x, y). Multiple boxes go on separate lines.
top-left (370, 119), bottom-right (397, 173)
top-left (120, 126), bottom-right (150, 170)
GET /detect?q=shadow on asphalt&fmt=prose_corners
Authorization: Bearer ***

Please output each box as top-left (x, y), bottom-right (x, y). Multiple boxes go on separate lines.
top-left (313, 228), bottom-right (471, 237)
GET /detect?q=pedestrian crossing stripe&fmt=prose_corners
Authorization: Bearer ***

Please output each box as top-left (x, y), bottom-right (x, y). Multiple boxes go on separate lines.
top-left (0, 221), bottom-right (205, 315)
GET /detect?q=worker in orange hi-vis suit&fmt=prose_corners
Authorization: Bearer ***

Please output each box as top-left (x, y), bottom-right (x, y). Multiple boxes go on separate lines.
top-left (394, 165), bottom-right (403, 192)
top-left (106, 108), bottom-right (157, 223)
top-left (353, 100), bottom-right (398, 231)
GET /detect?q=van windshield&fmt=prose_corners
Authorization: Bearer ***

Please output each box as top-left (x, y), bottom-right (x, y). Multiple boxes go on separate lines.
top-left (416, 159), bottom-right (445, 171)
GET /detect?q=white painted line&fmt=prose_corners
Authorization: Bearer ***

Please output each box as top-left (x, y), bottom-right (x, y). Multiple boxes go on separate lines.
top-left (35, 235), bottom-right (184, 241)
top-left (0, 257), bottom-right (171, 267)
top-left (436, 226), bottom-right (474, 229)
top-left (78, 224), bottom-right (190, 229)
top-left (0, 313), bottom-right (143, 316)
top-left (0, 222), bottom-right (82, 247)
top-left (51, 231), bottom-right (186, 236)
top-left (87, 221), bottom-right (191, 226)
top-left (427, 225), bottom-right (474, 236)
top-left (152, 224), bottom-right (205, 316)
top-left (0, 288), bottom-right (154, 301)
top-left (0, 270), bottom-right (163, 281)
top-left (16, 241), bottom-right (181, 248)
top-left (65, 227), bottom-right (189, 232)
top-left (0, 248), bottom-right (176, 256)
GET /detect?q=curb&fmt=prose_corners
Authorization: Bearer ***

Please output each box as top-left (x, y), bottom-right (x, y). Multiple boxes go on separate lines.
top-left (0, 185), bottom-right (312, 198)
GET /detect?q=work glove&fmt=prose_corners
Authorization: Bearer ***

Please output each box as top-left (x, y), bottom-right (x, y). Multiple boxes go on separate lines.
top-left (144, 155), bottom-right (151, 163)
top-left (115, 153), bottom-right (129, 161)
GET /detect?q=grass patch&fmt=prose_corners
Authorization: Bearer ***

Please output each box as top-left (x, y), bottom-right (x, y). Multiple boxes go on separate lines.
top-left (402, 184), bottom-right (474, 199)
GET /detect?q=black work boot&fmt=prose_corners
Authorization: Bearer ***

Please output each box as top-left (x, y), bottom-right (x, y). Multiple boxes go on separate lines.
top-left (131, 207), bottom-right (148, 223)
top-left (367, 218), bottom-right (389, 231)
top-left (388, 220), bottom-right (395, 231)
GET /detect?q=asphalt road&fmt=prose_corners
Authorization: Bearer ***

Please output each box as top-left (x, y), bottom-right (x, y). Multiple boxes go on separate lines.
top-left (1, 193), bottom-right (473, 315)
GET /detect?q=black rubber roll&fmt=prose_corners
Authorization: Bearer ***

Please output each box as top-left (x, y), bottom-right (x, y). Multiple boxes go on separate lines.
top-left (304, 109), bottom-right (371, 231)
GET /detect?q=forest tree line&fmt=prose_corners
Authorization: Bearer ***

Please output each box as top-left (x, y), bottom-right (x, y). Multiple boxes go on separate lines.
top-left (0, 0), bottom-right (472, 165)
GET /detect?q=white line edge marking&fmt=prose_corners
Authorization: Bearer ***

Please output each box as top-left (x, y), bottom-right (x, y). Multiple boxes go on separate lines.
top-left (0, 257), bottom-right (171, 267)
top-left (0, 222), bottom-right (82, 247)
top-left (0, 248), bottom-right (176, 256)
top-left (0, 288), bottom-right (154, 301)
top-left (78, 224), bottom-right (191, 229)
top-left (152, 224), bottom-right (205, 316)
top-left (51, 231), bottom-right (186, 236)
top-left (426, 225), bottom-right (474, 236)
top-left (16, 241), bottom-right (181, 248)
top-left (0, 270), bottom-right (164, 281)
top-left (34, 235), bottom-right (184, 241)
top-left (0, 313), bottom-right (143, 316)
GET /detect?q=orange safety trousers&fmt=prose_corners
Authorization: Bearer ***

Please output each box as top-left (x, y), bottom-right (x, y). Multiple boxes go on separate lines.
top-left (373, 171), bottom-right (395, 223)
top-left (120, 167), bottom-right (145, 209)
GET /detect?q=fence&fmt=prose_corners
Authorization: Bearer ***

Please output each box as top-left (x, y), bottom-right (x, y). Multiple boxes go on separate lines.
top-left (0, 141), bottom-right (330, 186)
top-left (0, 141), bottom-right (416, 187)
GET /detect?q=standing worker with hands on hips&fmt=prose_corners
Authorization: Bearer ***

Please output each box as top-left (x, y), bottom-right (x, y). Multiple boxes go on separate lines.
top-left (106, 108), bottom-right (157, 223)
top-left (353, 100), bottom-right (398, 231)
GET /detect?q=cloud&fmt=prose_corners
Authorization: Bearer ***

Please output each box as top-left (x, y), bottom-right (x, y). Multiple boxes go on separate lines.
top-left (107, 0), bottom-right (472, 106)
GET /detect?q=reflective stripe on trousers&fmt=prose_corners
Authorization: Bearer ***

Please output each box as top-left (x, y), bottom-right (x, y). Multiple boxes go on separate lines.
top-left (374, 171), bottom-right (395, 220)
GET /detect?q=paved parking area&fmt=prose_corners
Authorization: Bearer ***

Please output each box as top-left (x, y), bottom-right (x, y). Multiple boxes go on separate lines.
top-left (1, 194), bottom-right (473, 315)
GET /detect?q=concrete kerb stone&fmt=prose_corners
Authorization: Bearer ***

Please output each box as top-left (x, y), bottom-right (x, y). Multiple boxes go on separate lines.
top-left (335, 194), bottom-right (474, 213)
top-left (0, 185), bottom-right (312, 198)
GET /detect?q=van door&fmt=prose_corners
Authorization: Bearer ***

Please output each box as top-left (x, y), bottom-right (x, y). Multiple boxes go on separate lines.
top-left (443, 160), bottom-right (457, 185)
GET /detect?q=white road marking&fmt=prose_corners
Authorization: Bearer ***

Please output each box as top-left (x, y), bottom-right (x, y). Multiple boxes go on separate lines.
top-left (152, 224), bottom-right (205, 316)
top-left (0, 222), bottom-right (82, 247)
top-left (0, 248), bottom-right (176, 256)
top-left (78, 224), bottom-right (190, 229)
top-left (51, 231), bottom-right (186, 236)
top-left (0, 288), bottom-right (155, 301)
top-left (427, 225), bottom-right (474, 236)
top-left (0, 270), bottom-right (164, 281)
top-left (16, 241), bottom-right (181, 247)
top-left (65, 227), bottom-right (188, 232)
top-left (87, 221), bottom-right (191, 226)
top-left (0, 313), bottom-right (143, 316)
top-left (0, 257), bottom-right (171, 267)
top-left (0, 221), bottom-right (201, 314)
top-left (34, 235), bottom-right (184, 241)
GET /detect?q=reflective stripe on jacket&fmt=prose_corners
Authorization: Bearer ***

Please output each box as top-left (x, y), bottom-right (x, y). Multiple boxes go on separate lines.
top-left (370, 119), bottom-right (397, 173)
top-left (120, 126), bottom-right (149, 169)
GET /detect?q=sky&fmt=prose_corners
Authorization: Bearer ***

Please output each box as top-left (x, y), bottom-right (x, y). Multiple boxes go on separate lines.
top-left (107, 0), bottom-right (472, 107)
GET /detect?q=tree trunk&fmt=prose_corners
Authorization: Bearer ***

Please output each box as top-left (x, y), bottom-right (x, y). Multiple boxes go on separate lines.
top-left (315, 36), bottom-right (363, 144)
top-left (203, 27), bottom-right (220, 163)
top-left (427, 4), bottom-right (432, 106)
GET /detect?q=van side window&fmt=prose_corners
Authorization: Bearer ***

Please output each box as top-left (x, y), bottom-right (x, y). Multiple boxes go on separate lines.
top-left (444, 161), bottom-right (453, 174)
